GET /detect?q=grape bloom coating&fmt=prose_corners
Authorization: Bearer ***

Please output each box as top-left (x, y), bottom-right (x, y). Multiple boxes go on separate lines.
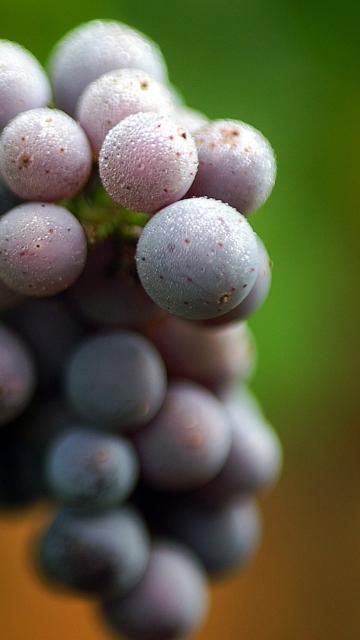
top-left (0, 107), bottom-right (92, 202)
top-left (187, 119), bottom-right (277, 215)
top-left (136, 197), bottom-right (259, 319)
top-left (0, 203), bottom-right (87, 296)
top-left (99, 112), bottom-right (198, 213)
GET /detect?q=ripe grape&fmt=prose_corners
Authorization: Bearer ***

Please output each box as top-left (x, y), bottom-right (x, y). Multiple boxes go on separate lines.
top-left (77, 69), bottom-right (175, 158)
top-left (0, 203), bottom-right (87, 296)
top-left (37, 506), bottom-right (150, 599)
top-left (131, 380), bottom-right (232, 491)
top-left (136, 197), bottom-right (259, 319)
top-left (0, 40), bottom-right (50, 131)
top-left (100, 540), bottom-right (209, 640)
top-left (64, 330), bottom-right (167, 431)
top-left (48, 20), bottom-right (168, 116)
top-left (0, 107), bottom-right (92, 202)
top-left (99, 112), bottom-right (198, 213)
top-left (186, 119), bottom-right (277, 215)
top-left (44, 429), bottom-right (139, 512)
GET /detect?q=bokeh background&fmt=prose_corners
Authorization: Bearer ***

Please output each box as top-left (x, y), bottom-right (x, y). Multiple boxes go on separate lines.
top-left (1, 0), bottom-right (360, 638)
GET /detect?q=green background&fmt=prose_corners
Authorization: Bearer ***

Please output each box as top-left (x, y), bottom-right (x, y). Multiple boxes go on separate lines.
top-left (1, 1), bottom-right (360, 638)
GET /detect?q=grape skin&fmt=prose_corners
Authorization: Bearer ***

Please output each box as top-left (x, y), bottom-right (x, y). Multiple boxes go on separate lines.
top-left (44, 429), bottom-right (139, 513)
top-left (0, 203), bottom-right (87, 296)
top-left (136, 197), bottom-right (259, 319)
top-left (37, 506), bottom-right (150, 599)
top-left (0, 107), bottom-right (92, 202)
top-left (131, 380), bottom-right (232, 491)
top-left (48, 20), bottom-right (168, 116)
top-left (0, 40), bottom-right (50, 131)
top-left (77, 69), bottom-right (175, 158)
top-left (99, 112), bottom-right (198, 213)
top-left (186, 119), bottom-right (276, 215)
top-left (64, 330), bottom-right (167, 432)
top-left (101, 540), bottom-right (209, 640)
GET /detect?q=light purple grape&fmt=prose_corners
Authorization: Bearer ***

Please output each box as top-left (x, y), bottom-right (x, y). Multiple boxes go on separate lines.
top-left (0, 108), bottom-right (92, 202)
top-left (0, 40), bottom-right (51, 131)
top-left (101, 540), bottom-right (209, 640)
top-left (64, 330), bottom-right (167, 432)
top-left (186, 119), bottom-right (276, 215)
top-left (202, 235), bottom-right (272, 326)
top-left (131, 380), bottom-right (232, 491)
top-left (76, 69), bottom-right (175, 158)
top-left (0, 203), bottom-right (87, 296)
top-left (99, 112), bottom-right (198, 213)
top-left (0, 323), bottom-right (36, 426)
top-left (48, 20), bottom-right (168, 116)
top-left (135, 197), bottom-right (259, 319)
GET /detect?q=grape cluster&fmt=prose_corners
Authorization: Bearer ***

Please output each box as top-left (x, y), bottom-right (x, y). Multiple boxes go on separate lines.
top-left (0, 19), bottom-right (281, 640)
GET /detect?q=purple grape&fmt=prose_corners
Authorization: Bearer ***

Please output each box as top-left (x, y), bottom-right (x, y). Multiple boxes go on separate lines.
top-left (64, 330), bottom-right (167, 431)
top-left (202, 235), bottom-right (272, 326)
top-left (132, 380), bottom-right (232, 491)
top-left (0, 40), bottom-right (51, 131)
top-left (191, 385), bottom-right (283, 503)
top-left (44, 429), bottom-right (139, 512)
top-left (0, 203), bottom-right (87, 296)
top-left (186, 119), bottom-right (276, 215)
top-left (135, 197), bottom-right (259, 319)
top-left (100, 540), bottom-right (209, 640)
top-left (37, 506), bottom-right (150, 598)
top-left (48, 20), bottom-right (168, 116)
top-left (99, 112), bottom-right (198, 213)
top-left (0, 323), bottom-right (36, 426)
top-left (145, 493), bottom-right (262, 577)
top-left (0, 107), bottom-right (92, 202)
top-left (143, 315), bottom-right (256, 395)
top-left (77, 69), bottom-right (175, 158)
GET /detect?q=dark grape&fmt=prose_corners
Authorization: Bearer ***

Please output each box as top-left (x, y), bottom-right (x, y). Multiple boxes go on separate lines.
top-left (37, 506), bottom-right (150, 598)
top-left (44, 429), bottom-right (139, 512)
top-left (131, 380), bottom-right (232, 491)
top-left (100, 540), bottom-right (209, 640)
top-left (64, 330), bottom-right (167, 431)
